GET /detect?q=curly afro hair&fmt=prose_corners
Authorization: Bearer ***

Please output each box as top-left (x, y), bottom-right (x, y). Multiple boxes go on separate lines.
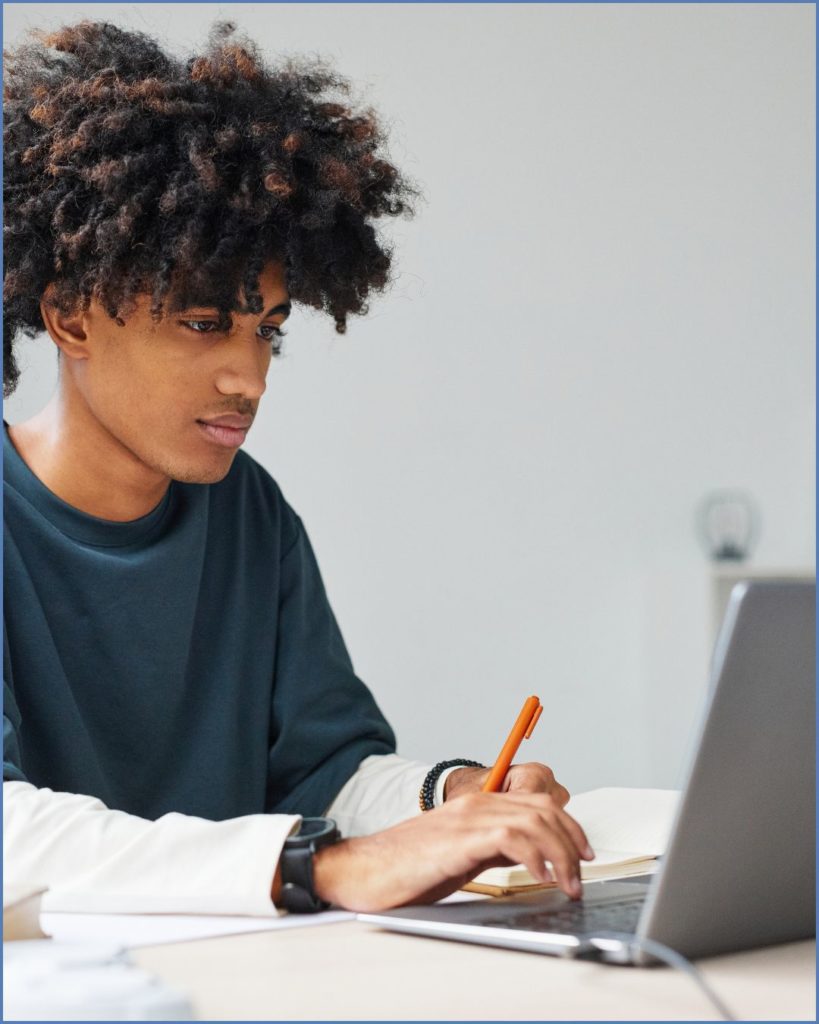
top-left (3, 19), bottom-right (420, 396)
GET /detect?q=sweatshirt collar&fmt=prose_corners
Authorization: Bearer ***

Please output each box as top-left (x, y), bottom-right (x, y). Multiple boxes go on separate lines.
top-left (3, 420), bottom-right (174, 547)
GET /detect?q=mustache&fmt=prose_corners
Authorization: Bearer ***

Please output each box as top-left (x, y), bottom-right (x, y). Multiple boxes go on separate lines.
top-left (202, 404), bottom-right (255, 418)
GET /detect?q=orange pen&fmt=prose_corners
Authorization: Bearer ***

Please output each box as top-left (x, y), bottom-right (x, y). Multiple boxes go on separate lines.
top-left (481, 695), bottom-right (543, 792)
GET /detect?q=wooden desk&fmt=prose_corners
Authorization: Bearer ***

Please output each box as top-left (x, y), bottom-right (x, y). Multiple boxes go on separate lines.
top-left (133, 920), bottom-right (815, 1021)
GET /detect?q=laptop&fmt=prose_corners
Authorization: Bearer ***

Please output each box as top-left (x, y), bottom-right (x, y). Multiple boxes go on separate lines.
top-left (360, 580), bottom-right (816, 964)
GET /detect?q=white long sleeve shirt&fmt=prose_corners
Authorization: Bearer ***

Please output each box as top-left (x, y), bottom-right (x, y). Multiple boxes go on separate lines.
top-left (3, 755), bottom-right (460, 915)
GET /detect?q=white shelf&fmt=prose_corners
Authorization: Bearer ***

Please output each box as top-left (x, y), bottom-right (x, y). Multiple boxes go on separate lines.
top-left (710, 564), bottom-right (815, 580)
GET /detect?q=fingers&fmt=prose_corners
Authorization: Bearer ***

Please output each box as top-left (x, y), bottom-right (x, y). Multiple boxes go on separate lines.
top-left (554, 805), bottom-right (594, 861)
top-left (503, 762), bottom-right (571, 808)
top-left (533, 813), bottom-right (584, 897)
top-left (487, 825), bottom-right (556, 888)
top-left (454, 794), bottom-right (584, 899)
top-left (502, 762), bottom-right (555, 793)
top-left (553, 783), bottom-right (571, 808)
top-left (497, 790), bottom-right (594, 861)
top-left (497, 796), bottom-right (590, 897)
top-left (521, 808), bottom-right (583, 897)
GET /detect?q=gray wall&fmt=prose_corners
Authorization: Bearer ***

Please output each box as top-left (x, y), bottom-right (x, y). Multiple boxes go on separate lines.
top-left (4, 3), bottom-right (815, 792)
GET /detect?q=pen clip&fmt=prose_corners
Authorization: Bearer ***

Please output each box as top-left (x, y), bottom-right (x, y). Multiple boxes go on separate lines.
top-left (524, 702), bottom-right (543, 739)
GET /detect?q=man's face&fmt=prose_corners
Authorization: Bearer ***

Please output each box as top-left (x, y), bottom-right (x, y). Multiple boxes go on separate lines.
top-left (68, 260), bottom-right (290, 485)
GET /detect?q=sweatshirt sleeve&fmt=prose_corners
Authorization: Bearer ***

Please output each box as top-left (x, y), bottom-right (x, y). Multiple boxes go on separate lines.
top-left (265, 515), bottom-right (397, 817)
top-left (3, 781), bottom-right (301, 916)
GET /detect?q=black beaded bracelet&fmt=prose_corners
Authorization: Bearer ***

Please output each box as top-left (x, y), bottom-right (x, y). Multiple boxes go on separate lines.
top-left (419, 759), bottom-right (486, 811)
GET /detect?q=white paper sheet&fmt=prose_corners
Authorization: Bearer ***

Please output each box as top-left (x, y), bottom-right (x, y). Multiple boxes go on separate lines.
top-left (567, 787), bottom-right (680, 856)
top-left (40, 908), bottom-right (354, 948)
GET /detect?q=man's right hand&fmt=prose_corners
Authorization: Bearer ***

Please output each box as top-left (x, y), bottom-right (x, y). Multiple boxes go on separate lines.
top-left (310, 791), bottom-right (594, 913)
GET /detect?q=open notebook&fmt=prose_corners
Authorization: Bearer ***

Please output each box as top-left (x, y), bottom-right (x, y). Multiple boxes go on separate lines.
top-left (464, 787), bottom-right (680, 896)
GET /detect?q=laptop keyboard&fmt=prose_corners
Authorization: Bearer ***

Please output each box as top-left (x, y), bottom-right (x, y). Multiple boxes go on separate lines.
top-left (475, 895), bottom-right (646, 936)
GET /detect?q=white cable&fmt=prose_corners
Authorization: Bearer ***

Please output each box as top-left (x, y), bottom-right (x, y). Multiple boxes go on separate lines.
top-left (579, 931), bottom-right (736, 1022)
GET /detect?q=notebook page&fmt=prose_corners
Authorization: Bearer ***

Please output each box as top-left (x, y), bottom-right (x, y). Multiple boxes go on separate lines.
top-left (567, 788), bottom-right (680, 857)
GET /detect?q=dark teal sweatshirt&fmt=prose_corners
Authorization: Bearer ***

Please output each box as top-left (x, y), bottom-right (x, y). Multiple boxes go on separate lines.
top-left (2, 421), bottom-right (395, 820)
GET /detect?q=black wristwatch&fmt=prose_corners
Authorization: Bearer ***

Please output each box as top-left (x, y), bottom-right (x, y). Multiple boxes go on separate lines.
top-left (278, 817), bottom-right (341, 913)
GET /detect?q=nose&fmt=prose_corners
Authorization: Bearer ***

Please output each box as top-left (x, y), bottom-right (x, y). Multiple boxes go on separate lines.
top-left (213, 334), bottom-right (269, 402)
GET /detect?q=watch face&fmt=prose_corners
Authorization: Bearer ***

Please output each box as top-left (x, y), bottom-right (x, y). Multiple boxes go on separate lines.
top-left (296, 817), bottom-right (338, 842)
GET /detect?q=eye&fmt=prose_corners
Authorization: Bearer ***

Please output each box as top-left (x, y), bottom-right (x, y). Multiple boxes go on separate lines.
top-left (180, 319), bottom-right (287, 355)
top-left (258, 324), bottom-right (288, 355)
top-left (181, 319), bottom-right (219, 333)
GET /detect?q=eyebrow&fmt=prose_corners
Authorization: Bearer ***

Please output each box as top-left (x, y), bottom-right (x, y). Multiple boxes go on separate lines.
top-left (261, 301), bottom-right (291, 318)
top-left (229, 300), bottom-right (291, 319)
top-left (182, 299), bottom-right (291, 319)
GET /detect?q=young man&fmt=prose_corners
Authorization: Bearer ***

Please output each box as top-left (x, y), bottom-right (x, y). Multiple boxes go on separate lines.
top-left (3, 19), bottom-right (592, 915)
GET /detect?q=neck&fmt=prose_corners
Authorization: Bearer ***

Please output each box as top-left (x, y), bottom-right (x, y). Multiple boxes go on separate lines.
top-left (7, 387), bottom-right (171, 523)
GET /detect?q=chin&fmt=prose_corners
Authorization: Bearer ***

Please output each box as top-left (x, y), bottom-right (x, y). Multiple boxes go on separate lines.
top-left (172, 459), bottom-right (236, 485)
top-left (151, 446), bottom-right (237, 486)
top-left (136, 429), bottom-right (240, 486)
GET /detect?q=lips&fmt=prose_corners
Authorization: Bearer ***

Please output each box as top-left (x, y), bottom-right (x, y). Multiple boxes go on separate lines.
top-left (198, 414), bottom-right (253, 429)
top-left (196, 419), bottom-right (249, 449)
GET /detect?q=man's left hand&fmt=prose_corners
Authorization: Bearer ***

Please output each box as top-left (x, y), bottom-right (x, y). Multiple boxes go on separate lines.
top-left (444, 762), bottom-right (570, 808)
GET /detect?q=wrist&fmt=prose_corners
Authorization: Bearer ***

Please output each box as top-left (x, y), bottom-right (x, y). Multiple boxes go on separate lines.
top-left (443, 764), bottom-right (487, 801)
top-left (312, 838), bottom-right (351, 906)
top-left (436, 765), bottom-right (465, 805)
top-left (420, 759), bottom-right (485, 810)
top-left (312, 833), bottom-right (407, 914)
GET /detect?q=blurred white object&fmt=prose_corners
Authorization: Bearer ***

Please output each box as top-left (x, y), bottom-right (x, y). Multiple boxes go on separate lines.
top-left (3, 941), bottom-right (193, 1021)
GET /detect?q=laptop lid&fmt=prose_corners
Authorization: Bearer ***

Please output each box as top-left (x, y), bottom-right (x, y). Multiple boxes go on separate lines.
top-left (637, 579), bottom-right (816, 960)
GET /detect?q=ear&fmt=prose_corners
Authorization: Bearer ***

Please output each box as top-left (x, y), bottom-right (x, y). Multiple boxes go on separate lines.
top-left (39, 285), bottom-right (90, 363)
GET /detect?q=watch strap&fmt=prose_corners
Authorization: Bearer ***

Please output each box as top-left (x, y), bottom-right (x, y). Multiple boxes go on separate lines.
top-left (278, 818), bottom-right (340, 913)
top-left (280, 845), bottom-right (329, 913)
